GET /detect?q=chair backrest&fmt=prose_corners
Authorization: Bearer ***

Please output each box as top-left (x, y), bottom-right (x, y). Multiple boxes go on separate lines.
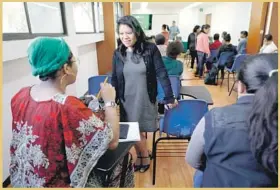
top-left (88, 75), bottom-right (112, 96)
top-left (157, 75), bottom-right (181, 103)
top-left (207, 49), bottom-right (219, 62)
top-left (230, 54), bottom-right (248, 71)
top-left (217, 51), bottom-right (235, 66)
top-left (162, 99), bottom-right (208, 137)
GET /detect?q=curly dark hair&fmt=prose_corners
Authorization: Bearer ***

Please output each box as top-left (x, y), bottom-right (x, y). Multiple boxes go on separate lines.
top-left (166, 41), bottom-right (183, 59)
top-left (238, 54), bottom-right (278, 174)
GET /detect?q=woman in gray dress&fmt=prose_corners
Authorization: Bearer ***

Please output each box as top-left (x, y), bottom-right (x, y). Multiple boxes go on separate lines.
top-left (111, 16), bottom-right (178, 173)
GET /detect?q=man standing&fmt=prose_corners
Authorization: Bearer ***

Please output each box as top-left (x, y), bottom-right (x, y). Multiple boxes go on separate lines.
top-left (237, 31), bottom-right (248, 54)
top-left (169, 21), bottom-right (180, 41)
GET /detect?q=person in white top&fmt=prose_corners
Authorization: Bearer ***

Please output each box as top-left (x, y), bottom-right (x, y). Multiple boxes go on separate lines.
top-left (155, 34), bottom-right (167, 56)
top-left (260, 34), bottom-right (278, 53)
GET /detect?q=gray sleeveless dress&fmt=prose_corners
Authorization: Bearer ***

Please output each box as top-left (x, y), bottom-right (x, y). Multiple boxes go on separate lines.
top-left (121, 51), bottom-right (158, 132)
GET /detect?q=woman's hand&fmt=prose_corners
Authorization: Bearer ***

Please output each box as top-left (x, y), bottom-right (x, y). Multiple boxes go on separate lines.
top-left (100, 83), bottom-right (116, 103)
top-left (165, 99), bottom-right (178, 110)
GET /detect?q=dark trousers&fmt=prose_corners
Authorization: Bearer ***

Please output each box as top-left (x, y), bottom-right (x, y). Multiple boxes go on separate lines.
top-left (190, 50), bottom-right (198, 69)
top-left (197, 51), bottom-right (207, 77)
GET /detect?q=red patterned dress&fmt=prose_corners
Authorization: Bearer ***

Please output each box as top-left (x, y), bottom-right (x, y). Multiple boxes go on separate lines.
top-left (10, 87), bottom-right (114, 187)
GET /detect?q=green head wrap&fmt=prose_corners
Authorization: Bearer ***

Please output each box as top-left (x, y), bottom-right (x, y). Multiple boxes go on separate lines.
top-left (27, 37), bottom-right (71, 77)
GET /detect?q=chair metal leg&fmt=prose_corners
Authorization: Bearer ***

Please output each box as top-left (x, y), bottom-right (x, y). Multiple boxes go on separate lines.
top-left (152, 129), bottom-right (159, 159)
top-left (229, 80), bottom-right (237, 96)
top-left (152, 138), bottom-right (159, 185)
top-left (227, 72), bottom-right (230, 92)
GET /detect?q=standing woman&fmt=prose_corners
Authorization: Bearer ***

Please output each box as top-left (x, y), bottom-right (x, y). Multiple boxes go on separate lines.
top-left (161, 24), bottom-right (169, 45)
top-left (187, 25), bottom-right (200, 71)
top-left (196, 24), bottom-right (211, 78)
top-left (111, 16), bottom-right (178, 173)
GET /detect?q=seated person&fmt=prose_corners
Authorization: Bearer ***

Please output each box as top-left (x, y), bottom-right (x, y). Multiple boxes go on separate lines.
top-left (221, 31), bottom-right (227, 44)
top-left (186, 54), bottom-right (278, 187)
top-left (206, 33), bottom-right (222, 71)
top-left (155, 34), bottom-right (167, 56)
top-left (237, 31), bottom-right (248, 54)
top-left (209, 33), bottom-right (222, 50)
top-left (9, 37), bottom-right (134, 188)
top-left (162, 41), bottom-right (184, 76)
top-left (260, 34), bottom-right (278, 53)
top-left (158, 41), bottom-right (183, 114)
top-left (217, 34), bottom-right (237, 78)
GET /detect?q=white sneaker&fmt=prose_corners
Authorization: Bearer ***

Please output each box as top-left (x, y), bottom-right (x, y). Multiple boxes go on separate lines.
top-left (188, 68), bottom-right (193, 72)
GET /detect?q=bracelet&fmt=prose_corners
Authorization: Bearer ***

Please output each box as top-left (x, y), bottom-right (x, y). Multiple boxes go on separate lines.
top-left (102, 101), bottom-right (117, 109)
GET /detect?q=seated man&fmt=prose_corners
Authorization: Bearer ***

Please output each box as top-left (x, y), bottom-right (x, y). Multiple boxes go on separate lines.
top-left (259, 34), bottom-right (278, 53)
top-left (217, 34), bottom-right (237, 79)
top-left (155, 34), bottom-right (167, 56)
top-left (162, 41), bottom-right (184, 76)
top-left (209, 33), bottom-right (222, 50)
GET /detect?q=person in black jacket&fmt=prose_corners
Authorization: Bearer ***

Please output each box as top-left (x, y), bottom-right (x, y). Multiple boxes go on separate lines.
top-left (187, 25), bottom-right (200, 70)
top-left (217, 34), bottom-right (237, 79)
top-left (187, 54), bottom-right (278, 187)
top-left (111, 16), bottom-right (178, 173)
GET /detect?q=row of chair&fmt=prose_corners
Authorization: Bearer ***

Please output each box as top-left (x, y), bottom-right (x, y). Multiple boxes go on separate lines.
top-left (184, 48), bottom-right (248, 96)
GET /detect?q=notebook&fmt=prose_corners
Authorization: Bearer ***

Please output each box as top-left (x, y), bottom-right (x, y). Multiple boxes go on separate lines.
top-left (119, 124), bottom-right (129, 139)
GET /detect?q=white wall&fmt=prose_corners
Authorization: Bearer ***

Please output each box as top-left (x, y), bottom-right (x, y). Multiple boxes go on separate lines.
top-left (196, 2), bottom-right (252, 45)
top-left (131, 8), bottom-right (180, 37)
top-left (2, 2), bottom-right (103, 180)
top-left (131, 2), bottom-right (252, 44)
top-left (178, 7), bottom-right (200, 41)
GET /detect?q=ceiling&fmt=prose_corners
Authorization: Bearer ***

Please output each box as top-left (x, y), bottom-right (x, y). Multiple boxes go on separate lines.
top-left (131, 2), bottom-right (194, 10)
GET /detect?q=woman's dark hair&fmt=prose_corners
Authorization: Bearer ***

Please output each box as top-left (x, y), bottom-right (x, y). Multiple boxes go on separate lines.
top-left (264, 34), bottom-right (273, 41)
top-left (162, 24), bottom-right (169, 31)
top-left (213, 33), bottom-right (220, 40)
top-left (166, 25), bottom-right (170, 31)
top-left (193, 25), bottom-right (200, 33)
top-left (241, 31), bottom-right (248, 37)
top-left (238, 54), bottom-right (278, 174)
top-left (166, 41), bottom-right (183, 59)
top-left (39, 52), bottom-right (73, 81)
top-left (222, 31), bottom-right (227, 38)
top-left (155, 34), bottom-right (165, 45)
top-left (224, 34), bottom-right (231, 42)
top-left (116, 16), bottom-right (147, 58)
top-left (201, 24), bottom-right (210, 33)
